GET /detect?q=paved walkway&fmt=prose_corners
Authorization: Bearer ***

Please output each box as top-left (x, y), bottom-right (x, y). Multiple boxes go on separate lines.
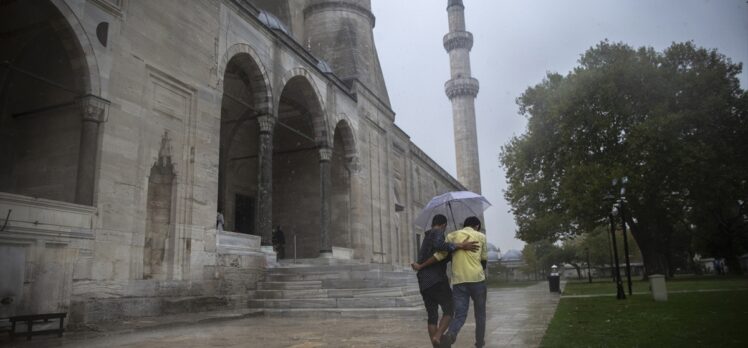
top-left (4, 282), bottom-right (562, 348)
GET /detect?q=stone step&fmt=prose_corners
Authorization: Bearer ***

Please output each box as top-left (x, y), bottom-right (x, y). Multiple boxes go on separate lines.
top-left (327, 287), bottom-right (420, 298)
top-left (266, 270), bottom-right (414, 282)
top-left (277, 258), bottom-right (364, 266)
top-left (270, 263), bottom-right (397, 273)
top-left (262, 307), bottom-right (423, 319)
top-left (254, 289), bottom-right (329, 299)
top-left (320, 278), bottom-right (417, 289)
top-left (256, 280), bottom-right (323, 290)
top-left (253, 287), bottom-right (420, 299)
top-left (248, 295), bottom-right (422, 309)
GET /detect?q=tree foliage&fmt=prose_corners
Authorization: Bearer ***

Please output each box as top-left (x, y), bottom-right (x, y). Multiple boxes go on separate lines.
top-left (501, 41), bottom-right (748, 275)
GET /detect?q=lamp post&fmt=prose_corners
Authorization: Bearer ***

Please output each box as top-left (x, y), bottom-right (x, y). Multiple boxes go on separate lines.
top-left (585, 247), bottom-right (592, 283)
top-left (613, 177), bottom-right (633, 296)
top-left (606, 193), bottom-right (626, 300)
top-left (606, 224), bottom-right (615, 280)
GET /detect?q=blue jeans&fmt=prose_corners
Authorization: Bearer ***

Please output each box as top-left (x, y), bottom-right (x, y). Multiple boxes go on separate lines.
top-left (447, 281), bottom-right (487, 347)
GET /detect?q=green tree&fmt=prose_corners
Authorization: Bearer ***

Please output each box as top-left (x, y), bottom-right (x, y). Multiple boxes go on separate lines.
top-left (501, 41), bottom-right (747, 276)
top-left (577, 225), bottom-right (644, 278)
top-left (558, 238), bottom-right (585, 279)
top-left (522, 240), bottom-right (563, 279)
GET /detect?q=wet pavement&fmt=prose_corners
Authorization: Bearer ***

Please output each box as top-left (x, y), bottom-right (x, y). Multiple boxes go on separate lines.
top-left (3, 282), bottom-right (561, 348)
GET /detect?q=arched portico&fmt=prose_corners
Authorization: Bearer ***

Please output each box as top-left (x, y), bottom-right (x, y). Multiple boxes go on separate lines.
top-left (216, 46), bottom-right (274, 247)
top-left (0, 0), bottom-right (106, 206)
top-left (330, 118), bottom-right (358, 249)
top-left (272, 70), bottom-right (332, 258)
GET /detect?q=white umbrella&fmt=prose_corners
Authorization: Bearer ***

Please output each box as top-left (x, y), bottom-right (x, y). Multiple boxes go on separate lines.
top-left (414, 191), bottom-right (492, 231)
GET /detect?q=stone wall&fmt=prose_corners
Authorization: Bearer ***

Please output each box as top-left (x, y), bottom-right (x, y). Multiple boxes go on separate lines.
top-left (0, 0), bottom-right (467, 324)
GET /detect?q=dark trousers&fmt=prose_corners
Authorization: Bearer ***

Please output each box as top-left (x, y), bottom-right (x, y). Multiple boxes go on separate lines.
top-left (447, 281), bottom-right (487, 347)
top-left (421, 281), bottom-right (454, 325)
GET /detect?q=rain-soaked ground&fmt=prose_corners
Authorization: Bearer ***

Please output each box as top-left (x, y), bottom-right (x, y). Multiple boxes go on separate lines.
top-left (3, 282), bottom-right (560, 348)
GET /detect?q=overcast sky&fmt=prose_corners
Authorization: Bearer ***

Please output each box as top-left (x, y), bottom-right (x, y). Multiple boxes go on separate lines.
top-left (371, 0), bottom-right (748, 253)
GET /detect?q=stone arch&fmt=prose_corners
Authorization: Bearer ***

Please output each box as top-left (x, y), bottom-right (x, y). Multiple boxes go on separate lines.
top-left (271, 68), bottom-right (330, 258)
top-left (329, 118), bottom-right (357, 249)
top-left (276, 67), bottom-right (328, 146)
top-left (218, 43), bottom-right (273, 116)
top-left (48, 0), bottom-right (101, 95)
top-left (0, 0), bottom-right (103, 205)
top-left (332, 117), bottom-right (358, 161)
top-left (216, 44), bottom-right (274, 234)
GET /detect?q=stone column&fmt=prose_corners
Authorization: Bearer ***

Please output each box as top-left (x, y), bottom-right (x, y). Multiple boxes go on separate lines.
top-left (75, 94), bottom-right (110, 205)
top-left (345, 156), bottom-right (367, 260)
top-left (256, 115), bottom-right (275, 246)
top-left (319, 146), bottom-right (333, 256)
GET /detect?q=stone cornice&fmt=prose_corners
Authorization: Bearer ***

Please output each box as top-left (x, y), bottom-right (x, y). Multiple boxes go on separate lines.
top-left (304, 1), bottom-right (376, 28)
top-left (408, 144), bottom-right (466, 191)
top-left (445, 77), bottom-right (479, 99)
top-left (448, 0), bottom-right (465, 10)
top-left (443, 31), bottom-right (473, 52)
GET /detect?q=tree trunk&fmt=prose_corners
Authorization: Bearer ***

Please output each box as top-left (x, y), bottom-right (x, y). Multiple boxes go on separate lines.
top-left (629, 224), bottom-right (668, 276)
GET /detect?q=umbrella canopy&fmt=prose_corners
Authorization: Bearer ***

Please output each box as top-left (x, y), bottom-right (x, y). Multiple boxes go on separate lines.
top-left (414, 191), bottom-right (491, 230)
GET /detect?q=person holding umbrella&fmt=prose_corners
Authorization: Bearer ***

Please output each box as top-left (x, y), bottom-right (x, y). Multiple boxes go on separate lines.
top-left (413, 216), bottom-right (488, 348)
top-left (412, 214), bottom-right (479, 347)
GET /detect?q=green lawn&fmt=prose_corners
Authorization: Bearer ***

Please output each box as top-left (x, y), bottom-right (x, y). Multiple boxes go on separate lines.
top-left (543, 277), bottom-right (748, 347)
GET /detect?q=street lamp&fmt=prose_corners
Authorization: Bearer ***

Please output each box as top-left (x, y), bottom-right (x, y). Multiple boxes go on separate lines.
top-left (606, 193), bottom-right (626, 300)
top-left (613, 177), bottom-right (633, 296)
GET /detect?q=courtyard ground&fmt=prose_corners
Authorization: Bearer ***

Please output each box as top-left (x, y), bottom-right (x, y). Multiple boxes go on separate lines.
top-left (1, 282), bottom-right (559, 348)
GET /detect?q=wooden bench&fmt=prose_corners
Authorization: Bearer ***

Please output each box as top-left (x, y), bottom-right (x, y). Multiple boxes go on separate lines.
top-left (9, 312), bottom-right (66, 341)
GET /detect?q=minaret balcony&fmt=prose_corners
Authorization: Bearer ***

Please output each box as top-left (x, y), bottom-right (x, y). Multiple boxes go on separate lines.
top-left (443, 31), bottom-right (473, 52)
top-left (445, 77), bottom-right (480, 99)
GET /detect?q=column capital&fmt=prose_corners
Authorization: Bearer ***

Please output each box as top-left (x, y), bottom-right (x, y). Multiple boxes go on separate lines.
top-left (257, 115), bottom-right (276, 134)
top-left (78, 94), bottom-right (110, 123)
top-left (318, 147), bottom-right (333, 162)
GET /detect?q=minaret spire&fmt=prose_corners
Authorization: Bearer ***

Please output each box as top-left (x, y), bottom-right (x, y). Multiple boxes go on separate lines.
top-left (444, 0), bottom-right (481, 193)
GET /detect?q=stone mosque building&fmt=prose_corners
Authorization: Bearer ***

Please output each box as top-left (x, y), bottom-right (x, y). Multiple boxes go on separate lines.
top-left (0, 0), bottom-right (480, 324)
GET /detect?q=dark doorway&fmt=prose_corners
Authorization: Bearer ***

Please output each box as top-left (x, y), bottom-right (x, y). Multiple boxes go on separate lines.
top-left (234, 194), bottom-right (255, 235)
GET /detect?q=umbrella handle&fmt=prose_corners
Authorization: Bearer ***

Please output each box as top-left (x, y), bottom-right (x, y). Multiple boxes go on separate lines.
top-left (447, 201), bottom-right (458, 231)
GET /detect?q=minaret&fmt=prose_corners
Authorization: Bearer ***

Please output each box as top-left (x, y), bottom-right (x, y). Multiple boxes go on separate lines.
top-left (444, 0), bottom-right (481, 193)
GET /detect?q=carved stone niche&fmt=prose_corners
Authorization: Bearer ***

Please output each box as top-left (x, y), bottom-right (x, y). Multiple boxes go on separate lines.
top-left (143, 131), bottom-right (176, 280)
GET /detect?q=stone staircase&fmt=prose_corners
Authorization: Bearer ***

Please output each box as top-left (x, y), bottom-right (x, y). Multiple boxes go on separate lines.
top-left (250, 259), bottom-right (423, 318)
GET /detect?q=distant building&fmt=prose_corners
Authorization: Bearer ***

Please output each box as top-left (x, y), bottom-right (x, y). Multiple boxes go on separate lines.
top-left (497, 249), bottom-right (533, 281)
top-left (487, 242), bottom-right (500, 262)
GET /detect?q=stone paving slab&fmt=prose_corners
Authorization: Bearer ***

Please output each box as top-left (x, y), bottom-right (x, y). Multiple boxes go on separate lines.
top-left (2, 282), bottom-right (562, 348)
